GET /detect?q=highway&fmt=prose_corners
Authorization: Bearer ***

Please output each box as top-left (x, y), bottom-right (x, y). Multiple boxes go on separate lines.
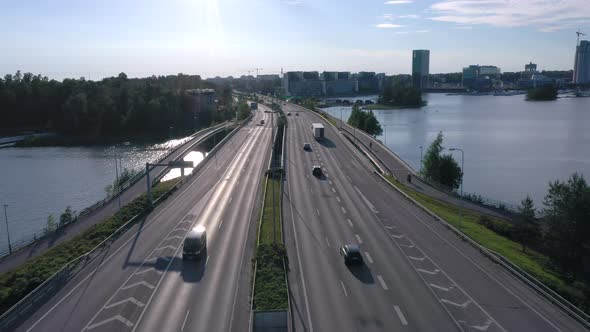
top-left (282, 103), bottom-right (586, 332)
top-left (15, 106), bottom-right (272, 332)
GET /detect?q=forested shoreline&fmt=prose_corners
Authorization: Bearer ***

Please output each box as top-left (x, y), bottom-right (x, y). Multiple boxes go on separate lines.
top-left (0, 71), bottom-right (233, 145)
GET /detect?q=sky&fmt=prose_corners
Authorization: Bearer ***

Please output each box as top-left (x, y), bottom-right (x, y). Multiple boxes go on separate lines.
top-left (1, 0), bottom-right (589, 80)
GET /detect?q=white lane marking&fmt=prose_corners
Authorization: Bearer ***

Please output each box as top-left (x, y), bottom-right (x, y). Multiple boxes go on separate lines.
top-left (347, 218), bottom-right (353, 227)
top-left (340, 281), bottom-right (348, 297)
top-left (347, 175), bottom-right (352, 183)
top-left (354, 185), bottom-right (379, 214)
top-left (134, 268), bottom-right (155, 276)
top-left (408, 255), bottom-right (426, 261)
top-left (336, 196), bottom-right (341, 202)
top-left (355, 234), bottom-right (363, 244)
top-left (364, 252), bottom-right (374, 264)
top-left (394, 305), bottom-right (408, 326)
top-left (470, 319), bottom-right (494, 331)
top-left (441, 299), bottom-right (472, 308)
top-left (228, 196), bottom-right (233, 204)
top-left (325, 237), bottom-right (331, 248)
top-left (181, 310), bottom-right (190, 331)
top-left (328, 180), bottom-right (333, 185)
top-left (384, 225), bottom-right (395, 230)
top-left (205, 256), bottom-right (210, 268)
top-left (316, 209), bottom-right (320, 216)
top-left (218, 219), bottom-right (224, 229)
top-left (86, 315), bottom-right (134, 329)
top-left (104, 297), bottom-right (145, 309)
top-left (121, 280), bottom-right (155, 290)
top-left (399, 244), bottom-right (415, 248)
top-left (156, 245), bottom-right (176, 251)
top-left (166, 235), bottom-right (184, 240)
top-left (331, 187), bottom-right (336, 193)
top-left (377, 275), bottom-right (389, 290)
top-left (391, 234), bottom-right (405, 239)
top-left (417, 268), bottom-right (440, 275)
top-left (341, 207), bottom-right (347, 214)
top-left (430, 283), bottom-right (454, 292)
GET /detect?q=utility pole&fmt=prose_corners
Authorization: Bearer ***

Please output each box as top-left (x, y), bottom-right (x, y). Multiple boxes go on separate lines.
top-left (3, 205), bottom-right (11, 254)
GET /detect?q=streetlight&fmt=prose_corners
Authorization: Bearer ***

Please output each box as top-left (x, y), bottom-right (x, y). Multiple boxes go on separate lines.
top-left (419, 146), bottom-right (424, 172)
top-left (449, 148), bottom-right (464, 230)
top-left (3, 204), bottom-right (11, 254)
top-left (383, 124), bottom-right (387, 145)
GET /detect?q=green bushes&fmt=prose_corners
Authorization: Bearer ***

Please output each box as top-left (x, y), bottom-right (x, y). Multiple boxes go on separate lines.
top-left (0, 178), bottom-right (179, 315)
top-left (253, 243), bottom-right (288, 310)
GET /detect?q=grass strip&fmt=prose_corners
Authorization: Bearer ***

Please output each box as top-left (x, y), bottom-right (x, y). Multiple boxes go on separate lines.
top-left (253, 174), bottom-right (288, 311)
top-left (0, 178), bottom-right (181, 315)
top-left (383, 174), bottom-right (587, 309)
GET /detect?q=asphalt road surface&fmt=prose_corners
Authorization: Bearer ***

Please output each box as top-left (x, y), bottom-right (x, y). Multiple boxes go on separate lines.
top-left (282, 103), bottom-right (586, 332)
top-left (16, 107), bottom-right (272, 332)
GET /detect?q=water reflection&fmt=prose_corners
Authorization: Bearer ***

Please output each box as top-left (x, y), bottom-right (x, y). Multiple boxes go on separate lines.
top-left (160, 151), bottom-right (207, 182)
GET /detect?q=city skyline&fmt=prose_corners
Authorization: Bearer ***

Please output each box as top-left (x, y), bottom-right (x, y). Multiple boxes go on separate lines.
top-left (1, 0), bottom-right (589, 80)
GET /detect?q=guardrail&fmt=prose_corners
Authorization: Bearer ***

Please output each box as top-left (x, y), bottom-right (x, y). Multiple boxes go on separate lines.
top-left (0, 117), bottom-right (250, 331)
top-left (0, 123), bottom-right (228, 259)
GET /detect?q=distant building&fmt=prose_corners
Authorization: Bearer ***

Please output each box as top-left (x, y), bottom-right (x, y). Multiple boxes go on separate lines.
top-left (412, 50), bottom-right (430, 90)
top-left (518, 74), bottom-right (558, 89)
top-left (357, 72), bottom-right (385, 94)
top-left (282, 70), bottom-right (360, 97)
top-left (574, 40), bottom-right (590, 84)
top-left (462, 64), bottom-right (501, 91)
top-left (257, 74), bottom-right (280, 81)
top-left (525, 62), bottom-right (537, 73)
top-left (186, 89), bottom-right (216, 114)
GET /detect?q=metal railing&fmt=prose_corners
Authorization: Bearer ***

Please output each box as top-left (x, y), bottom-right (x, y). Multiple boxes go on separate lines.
top-left (0, 117), bottom-right (250, 331)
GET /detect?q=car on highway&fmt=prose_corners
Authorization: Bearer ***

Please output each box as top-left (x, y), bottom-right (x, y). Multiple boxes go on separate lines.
top-left (260, 119), bottom-right (265, 125)
top-left (287, 112), bottom-right (291, 116)
top-left (312, 165), bottom-right (322, 177)
top-left (183, 225), bottom-right (207, 260)
top-left (295, 112), bottom-right (299, 116)
top-left (303, 143), bottom-right (311, 151)
top-left (340, 244), bottom-right (363, 265)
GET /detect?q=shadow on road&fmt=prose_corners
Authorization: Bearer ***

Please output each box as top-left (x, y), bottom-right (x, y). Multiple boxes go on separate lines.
top-left (346, 264), bottom-right (375, 284)
top-left (318, 137), bottom-right (336, 148)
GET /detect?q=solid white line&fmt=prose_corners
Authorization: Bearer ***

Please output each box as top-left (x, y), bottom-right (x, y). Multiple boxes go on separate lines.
top-left (355, 234), bottom-right (363, 244)
top-left (394, 305), bottom-right (408, 326)
top-left (181, 309), bottom-right (190, 331)
top-left (347, 218), bottom-right (353, 227)
top-left (287, 178), bottom-right (314, 332)
top-left (340, 281), bottom-right (348, 297)
top-left (364, 252), bottom-right (374, 264)
top-left (377, 275), bottom-right (389, 290)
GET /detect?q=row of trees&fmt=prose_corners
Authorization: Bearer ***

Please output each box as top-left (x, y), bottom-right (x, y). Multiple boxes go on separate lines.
top-left (0, 71), bottom-right (235, 143)
top-left (347, 105), bottom-right (383, 137)
top-left (378, 77), bottom-right (424, 107)
top-left (526, 85), bottom-right (558, 101)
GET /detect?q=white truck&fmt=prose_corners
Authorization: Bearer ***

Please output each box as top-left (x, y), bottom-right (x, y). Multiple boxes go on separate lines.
top-left (311, 123), bottom-right (325, 141)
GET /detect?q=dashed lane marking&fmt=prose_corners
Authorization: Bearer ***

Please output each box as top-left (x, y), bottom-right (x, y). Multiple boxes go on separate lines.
top-left (340, 281), bottom-right (348, 297)
top-left (417, 268), bottom-right (440, 275)
top-left (347, 219), bottom-right (353, 227)
top-left (104, 297), bottom-right (145, 309)
top-left (394, 305), bottom-right (408, 326)
top-left (364, 252), bottom-right (374, 264)
top-left (355, 234), bottom-right (363, 244)
top-left (377, 275), bottom-right (389, 290)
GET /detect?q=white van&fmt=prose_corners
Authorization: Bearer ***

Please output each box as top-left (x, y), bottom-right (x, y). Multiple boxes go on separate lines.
top-left (183, 226), bottom-right (207, 260)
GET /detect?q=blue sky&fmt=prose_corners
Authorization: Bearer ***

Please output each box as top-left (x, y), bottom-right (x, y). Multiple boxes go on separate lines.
top-left (1, 0), bottom-right (589, 80)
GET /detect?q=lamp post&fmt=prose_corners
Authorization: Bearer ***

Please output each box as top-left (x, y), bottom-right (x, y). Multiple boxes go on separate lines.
top-left (3, 205), bottom-right (11, 254)
top-left (419, 146), bottom-right (423, 172)
top-left (449, 148), bottom-right (464, 230)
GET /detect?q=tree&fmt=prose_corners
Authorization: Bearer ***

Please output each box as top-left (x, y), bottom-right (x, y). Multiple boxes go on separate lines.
top-left (516, 195), bottom-right (538, 253)
top-left (526, 85), bottom-right (558, 101)
top-left (542, 173), bottom-right (590, 280)
top-left (421, 131), bottom-right (462, 190)
top-left (347, 106), bottom-right (383, 137)
top-left (59, 206), bottom-right (77, 227)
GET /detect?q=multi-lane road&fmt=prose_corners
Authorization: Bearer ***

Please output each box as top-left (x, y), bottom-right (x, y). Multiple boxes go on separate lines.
top-left (282, 102), bottom-right (586, 331)
top-left (9, 99), bottom-right (587, 332)
top-left (16, 106), bottom-right (273, 332)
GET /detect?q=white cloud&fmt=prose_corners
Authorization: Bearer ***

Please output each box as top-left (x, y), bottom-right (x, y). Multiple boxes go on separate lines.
top-left (429, 0), bottom-right (590, 32)
top-left (385, 0), bottom-right (413, 4)
top-left (281, 0), bottom-right (303, 5)
top-left (452, 25), bottom-right (473, 30)
top-left (375, 23), bottom-right (405, 28)
top-left (395, 30), bottom-right (430, 34)
top-left (380, 13), bottom-right (420, 20)
top-left (399, 14), bottom-right (420, 19)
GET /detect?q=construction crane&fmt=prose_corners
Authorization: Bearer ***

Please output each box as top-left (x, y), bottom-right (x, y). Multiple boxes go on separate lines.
top-left (577, 30), bottom-right (586, 45)
top-left (253, 68), bottom-right (263, 77)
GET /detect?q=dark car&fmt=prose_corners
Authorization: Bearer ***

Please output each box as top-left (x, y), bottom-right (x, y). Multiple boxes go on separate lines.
top-left (303, 143), bottom-right (311, 151)
top-left (287, 112), bottom-right (291, 116)
top-left (295, 112), bottom-right (299, 116)
top-left (312, 165), bottom-right (322, 177)
top-left (340, 244), bottom-right (363, 265)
